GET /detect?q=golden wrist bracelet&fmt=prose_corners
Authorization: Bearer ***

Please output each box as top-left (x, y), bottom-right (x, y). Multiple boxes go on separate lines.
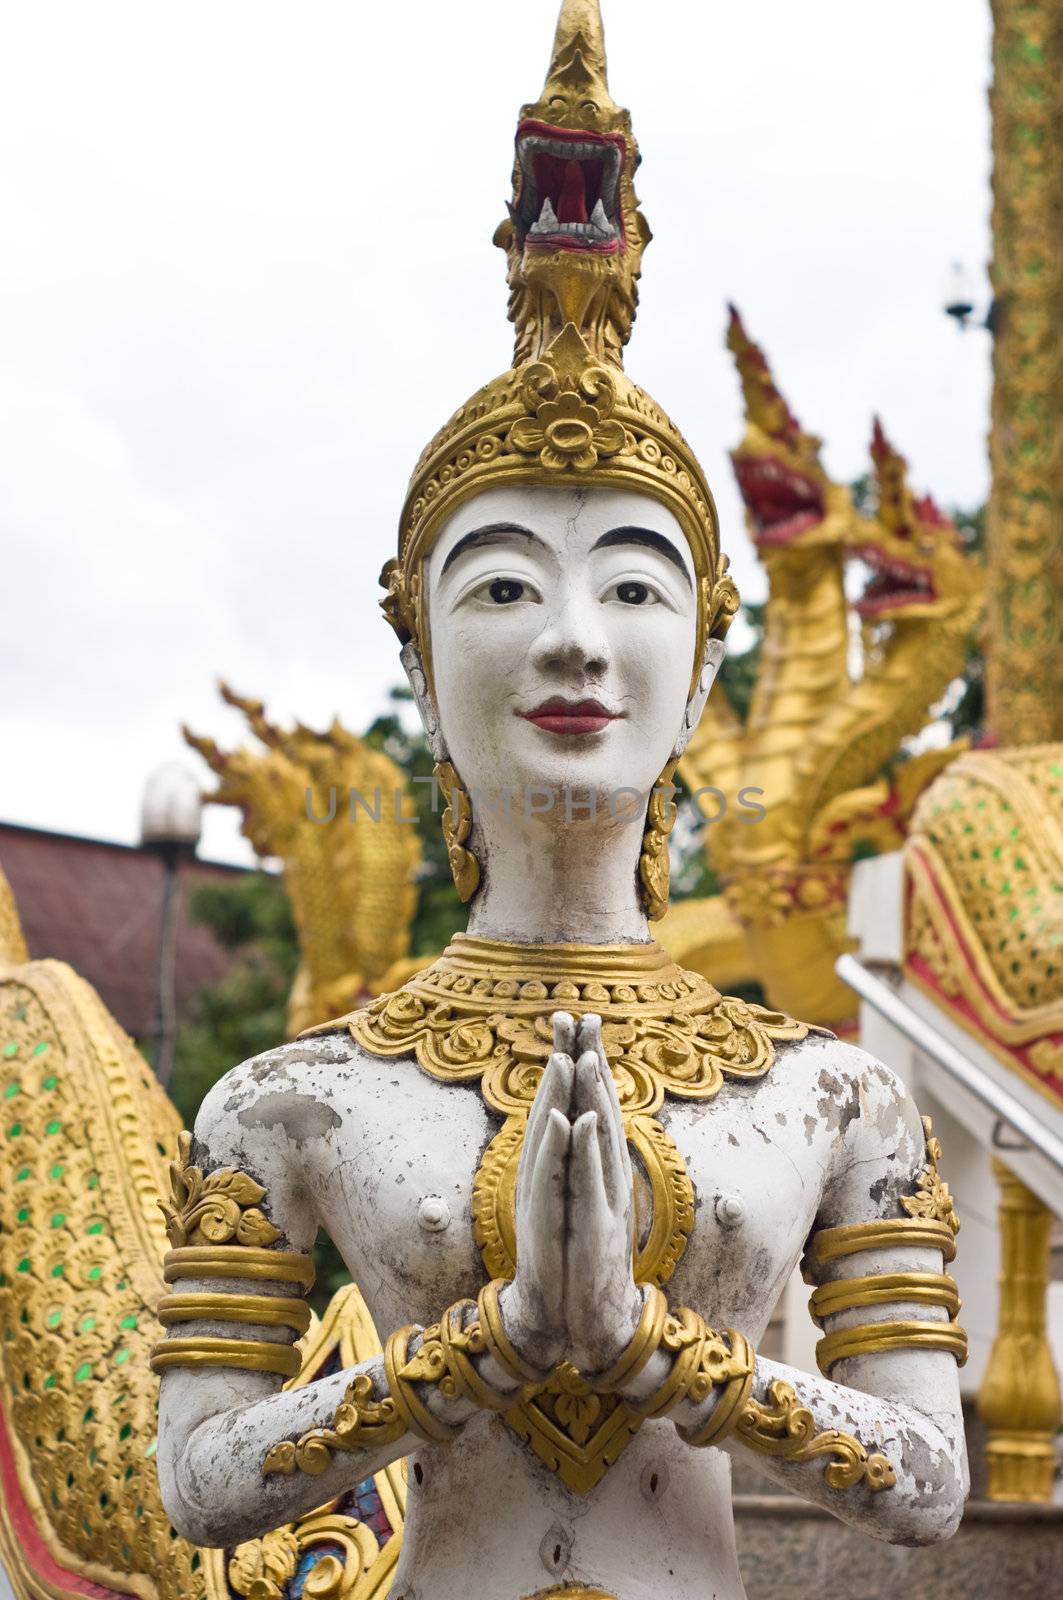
top-left (385, 1323), bottom-right (465, 1445)
top-left (816, 1318), bottom-right (969, 1375)
top-left (588, 1284), bottom-right (669, 1393)
top-left (262, 1294), bottom-right (507, 1476)
top-left (477, 1279), bottom-right (551, 1388)
top-left (677, 1329), bottom-right (756, 1448)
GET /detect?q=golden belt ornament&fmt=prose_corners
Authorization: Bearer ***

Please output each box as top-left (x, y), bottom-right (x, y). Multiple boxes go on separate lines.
top-left (319, 934), bottom-right (813, 1493)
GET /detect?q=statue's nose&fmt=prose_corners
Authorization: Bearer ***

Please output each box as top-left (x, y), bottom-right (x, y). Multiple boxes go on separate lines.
top-left (528, 600), bottom-right (610, 678)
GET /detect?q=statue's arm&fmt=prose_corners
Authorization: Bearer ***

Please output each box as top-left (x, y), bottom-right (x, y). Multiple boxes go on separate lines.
top-left (154, 1041), bottom-right (561, 1549)
top-left (616, 1052), bottom-right (968, 1545)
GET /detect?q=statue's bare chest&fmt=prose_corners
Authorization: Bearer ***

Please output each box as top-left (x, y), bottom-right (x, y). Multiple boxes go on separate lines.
top-left (296, 1043), bottom-right (828, 1341)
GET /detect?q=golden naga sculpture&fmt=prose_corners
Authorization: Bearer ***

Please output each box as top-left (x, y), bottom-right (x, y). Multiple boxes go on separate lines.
top-left (0, 870), bottom-right (406, 1600)
top-left (667, 314), bottom-right (984, 1029)
top-left (184, 683), bottom-right (422, 1035)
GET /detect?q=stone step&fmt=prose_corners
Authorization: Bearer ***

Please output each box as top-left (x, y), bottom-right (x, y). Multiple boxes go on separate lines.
top-left (733, 1496), bottom-right (1063, 1600)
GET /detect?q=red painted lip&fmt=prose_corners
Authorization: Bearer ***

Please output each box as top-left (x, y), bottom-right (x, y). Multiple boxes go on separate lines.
top-left (518, 697), bottom-right (622, 736)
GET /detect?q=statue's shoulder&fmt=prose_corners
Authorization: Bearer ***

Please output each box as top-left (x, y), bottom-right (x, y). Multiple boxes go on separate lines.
top-left (773, 1030), bottom-right (929, 1223)
top-left (192, 1030), bottom-right (368, 1172)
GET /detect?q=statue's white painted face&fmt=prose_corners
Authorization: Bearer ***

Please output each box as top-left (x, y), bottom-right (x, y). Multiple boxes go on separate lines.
top-left (417, 484), bottom-right (716, 812)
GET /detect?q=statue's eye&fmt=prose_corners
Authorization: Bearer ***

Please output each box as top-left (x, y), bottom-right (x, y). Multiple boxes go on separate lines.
top-left (487, 578), bottom-right (525, 604)
top-left (612, 581), bottom-right (657, 606)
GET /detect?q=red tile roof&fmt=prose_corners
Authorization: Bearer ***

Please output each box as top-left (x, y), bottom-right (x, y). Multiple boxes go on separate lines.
top-left (0, 822), bottom-right (248, 1038)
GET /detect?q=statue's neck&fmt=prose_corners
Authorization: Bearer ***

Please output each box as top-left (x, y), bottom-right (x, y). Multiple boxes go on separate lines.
top-left (464, 806), bottom-right (651, 945)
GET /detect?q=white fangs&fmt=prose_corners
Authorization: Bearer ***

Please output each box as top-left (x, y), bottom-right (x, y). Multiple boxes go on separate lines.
top-left (530, 197), bottom-right (560, 234)
top-left (528, 193), bottom-right (617, 240)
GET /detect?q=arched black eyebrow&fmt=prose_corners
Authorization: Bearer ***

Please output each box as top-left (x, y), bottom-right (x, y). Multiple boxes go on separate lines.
top-left (440, 522), bottom-right (544, 575)
top-left (590, 526), bottom-right (692, 586)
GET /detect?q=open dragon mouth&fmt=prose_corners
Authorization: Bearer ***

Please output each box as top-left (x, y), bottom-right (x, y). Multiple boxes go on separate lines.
top-left (732, 456), bottom-right (824, 545)
top-left (853, 548), bottom-right (937, 617)
top-left (514, 119), bottom-right (626, 253)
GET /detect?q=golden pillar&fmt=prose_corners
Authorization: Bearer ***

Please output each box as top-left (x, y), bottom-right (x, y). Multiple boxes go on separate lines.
top-left (978, 2), bottom-right (1063, 1501)
top-left (977, 1160), bottom-right (1061, 1501)
top-left (985, 0), bottom-right (1063, 744)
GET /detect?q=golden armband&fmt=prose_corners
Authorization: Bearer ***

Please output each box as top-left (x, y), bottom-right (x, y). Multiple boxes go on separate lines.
top-left (151, 1133), bottom-right (315, 1378)
top-left (804, 1121), bottom-right (967, 1377)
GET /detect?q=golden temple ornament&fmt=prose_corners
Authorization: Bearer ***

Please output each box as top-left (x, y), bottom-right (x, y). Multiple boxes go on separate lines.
top-left (309, 933), bottom-right (813, 1491)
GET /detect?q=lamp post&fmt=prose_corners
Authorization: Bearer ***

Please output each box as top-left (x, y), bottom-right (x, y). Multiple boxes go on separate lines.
top-left (140, 763), bottom-right (202, 1087)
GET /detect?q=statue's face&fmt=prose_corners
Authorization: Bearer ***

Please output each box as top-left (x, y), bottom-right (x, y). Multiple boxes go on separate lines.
top-left (421, 484), bottom-right (702, 814)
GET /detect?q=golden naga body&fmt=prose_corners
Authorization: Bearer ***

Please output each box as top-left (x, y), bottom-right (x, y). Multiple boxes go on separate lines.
top-left (668, 314), bottom-right (984, 1029)
top-left (184, 684), bottom-right (422, 1036)
top-left (0, 872), bottom-right (406, 1600)
top-left (903, 743), bottom-right (1063, 1107)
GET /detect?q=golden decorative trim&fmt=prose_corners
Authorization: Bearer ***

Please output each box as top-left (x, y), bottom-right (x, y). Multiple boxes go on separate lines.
top-left (901, 1117), bottom-right (960, 1234)
top-left (473, 1111), bottom-right (694, 1290)
top-left (157, 1291), bottom-right (312, 1335)
top-left (163, 1245), bottom-right (316, 1288)
top-left (809, 1272), bottom-right (960, 1325)
top-left (264, 1369), bottom-right (406, 1478)
top-left (326, 933), bottom-right (807, 1118)
top-left (734, 1379), bottom-right (896, 1493)
top-left (806, 1217), bottom-right (957, 1272)
top-left (149, 1336), bottom-right (301, 1378)
top-left (816, 1319), bottom-right (969, 1374)
top-left (160, 1129), bottom-right (280, 1250)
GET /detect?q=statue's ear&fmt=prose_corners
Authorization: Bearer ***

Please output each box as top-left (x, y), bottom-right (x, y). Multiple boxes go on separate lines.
top-left (400, 640), bottom-right (448, 761)
top-left (672, 637), bottom-right (725, 759)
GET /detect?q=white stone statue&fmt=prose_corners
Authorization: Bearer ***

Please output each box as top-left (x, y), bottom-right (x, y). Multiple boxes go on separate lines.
top-left (154, 8), bottom-right (969, 1597)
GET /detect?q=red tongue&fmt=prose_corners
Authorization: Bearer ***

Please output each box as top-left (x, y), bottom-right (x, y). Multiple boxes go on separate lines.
top-left (557, 160), bottom-right (588, 224)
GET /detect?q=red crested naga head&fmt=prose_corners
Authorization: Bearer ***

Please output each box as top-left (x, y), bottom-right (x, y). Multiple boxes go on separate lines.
top-left (727, 306), bottom-right (858, 554)
top-left (850, 418), bottom-right (983, 623)
top-left (494, 0), bottom-right (652, 367)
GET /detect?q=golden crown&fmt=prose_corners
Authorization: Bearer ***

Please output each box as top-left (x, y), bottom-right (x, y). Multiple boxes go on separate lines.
top-left (380, 0), bottom-right (740, 681)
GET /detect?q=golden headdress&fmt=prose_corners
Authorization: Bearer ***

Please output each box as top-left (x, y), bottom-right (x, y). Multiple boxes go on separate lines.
top-left (380, 0), bottom-right (740, 688)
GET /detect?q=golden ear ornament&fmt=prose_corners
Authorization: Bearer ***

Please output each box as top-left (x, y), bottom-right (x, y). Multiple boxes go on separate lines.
top-left (433, 760), bottom-right (481, 902)
top-left (306, 933), bottom-right (809, 1493)
top-left (639, 759), bottom-right (679, 921)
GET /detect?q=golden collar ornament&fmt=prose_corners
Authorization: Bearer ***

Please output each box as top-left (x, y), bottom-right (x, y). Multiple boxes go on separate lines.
top-left (313, 934), bottom-right (812, 1492)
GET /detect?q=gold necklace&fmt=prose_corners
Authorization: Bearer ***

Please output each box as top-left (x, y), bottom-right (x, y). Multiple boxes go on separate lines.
top-left (319, 934), bottom-right (811, 1492)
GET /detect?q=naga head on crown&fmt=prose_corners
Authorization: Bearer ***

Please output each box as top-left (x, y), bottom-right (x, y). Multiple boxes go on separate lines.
top-left (494, 0), bottom-right (651, 367)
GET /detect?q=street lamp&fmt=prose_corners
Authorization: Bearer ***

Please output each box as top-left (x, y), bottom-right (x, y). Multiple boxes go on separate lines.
top-left (140, 763), bottom-right (202, 1087)
top-left (942, 260), bottom-right (998, 332)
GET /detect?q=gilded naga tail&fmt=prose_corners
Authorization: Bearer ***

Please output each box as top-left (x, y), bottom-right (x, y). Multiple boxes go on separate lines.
top-left (0, 865), bottom-right (404, 1600)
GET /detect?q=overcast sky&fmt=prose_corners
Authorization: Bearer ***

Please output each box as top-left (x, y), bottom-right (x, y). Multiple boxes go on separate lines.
top-left (0, 1), bottom-right (993, 866)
